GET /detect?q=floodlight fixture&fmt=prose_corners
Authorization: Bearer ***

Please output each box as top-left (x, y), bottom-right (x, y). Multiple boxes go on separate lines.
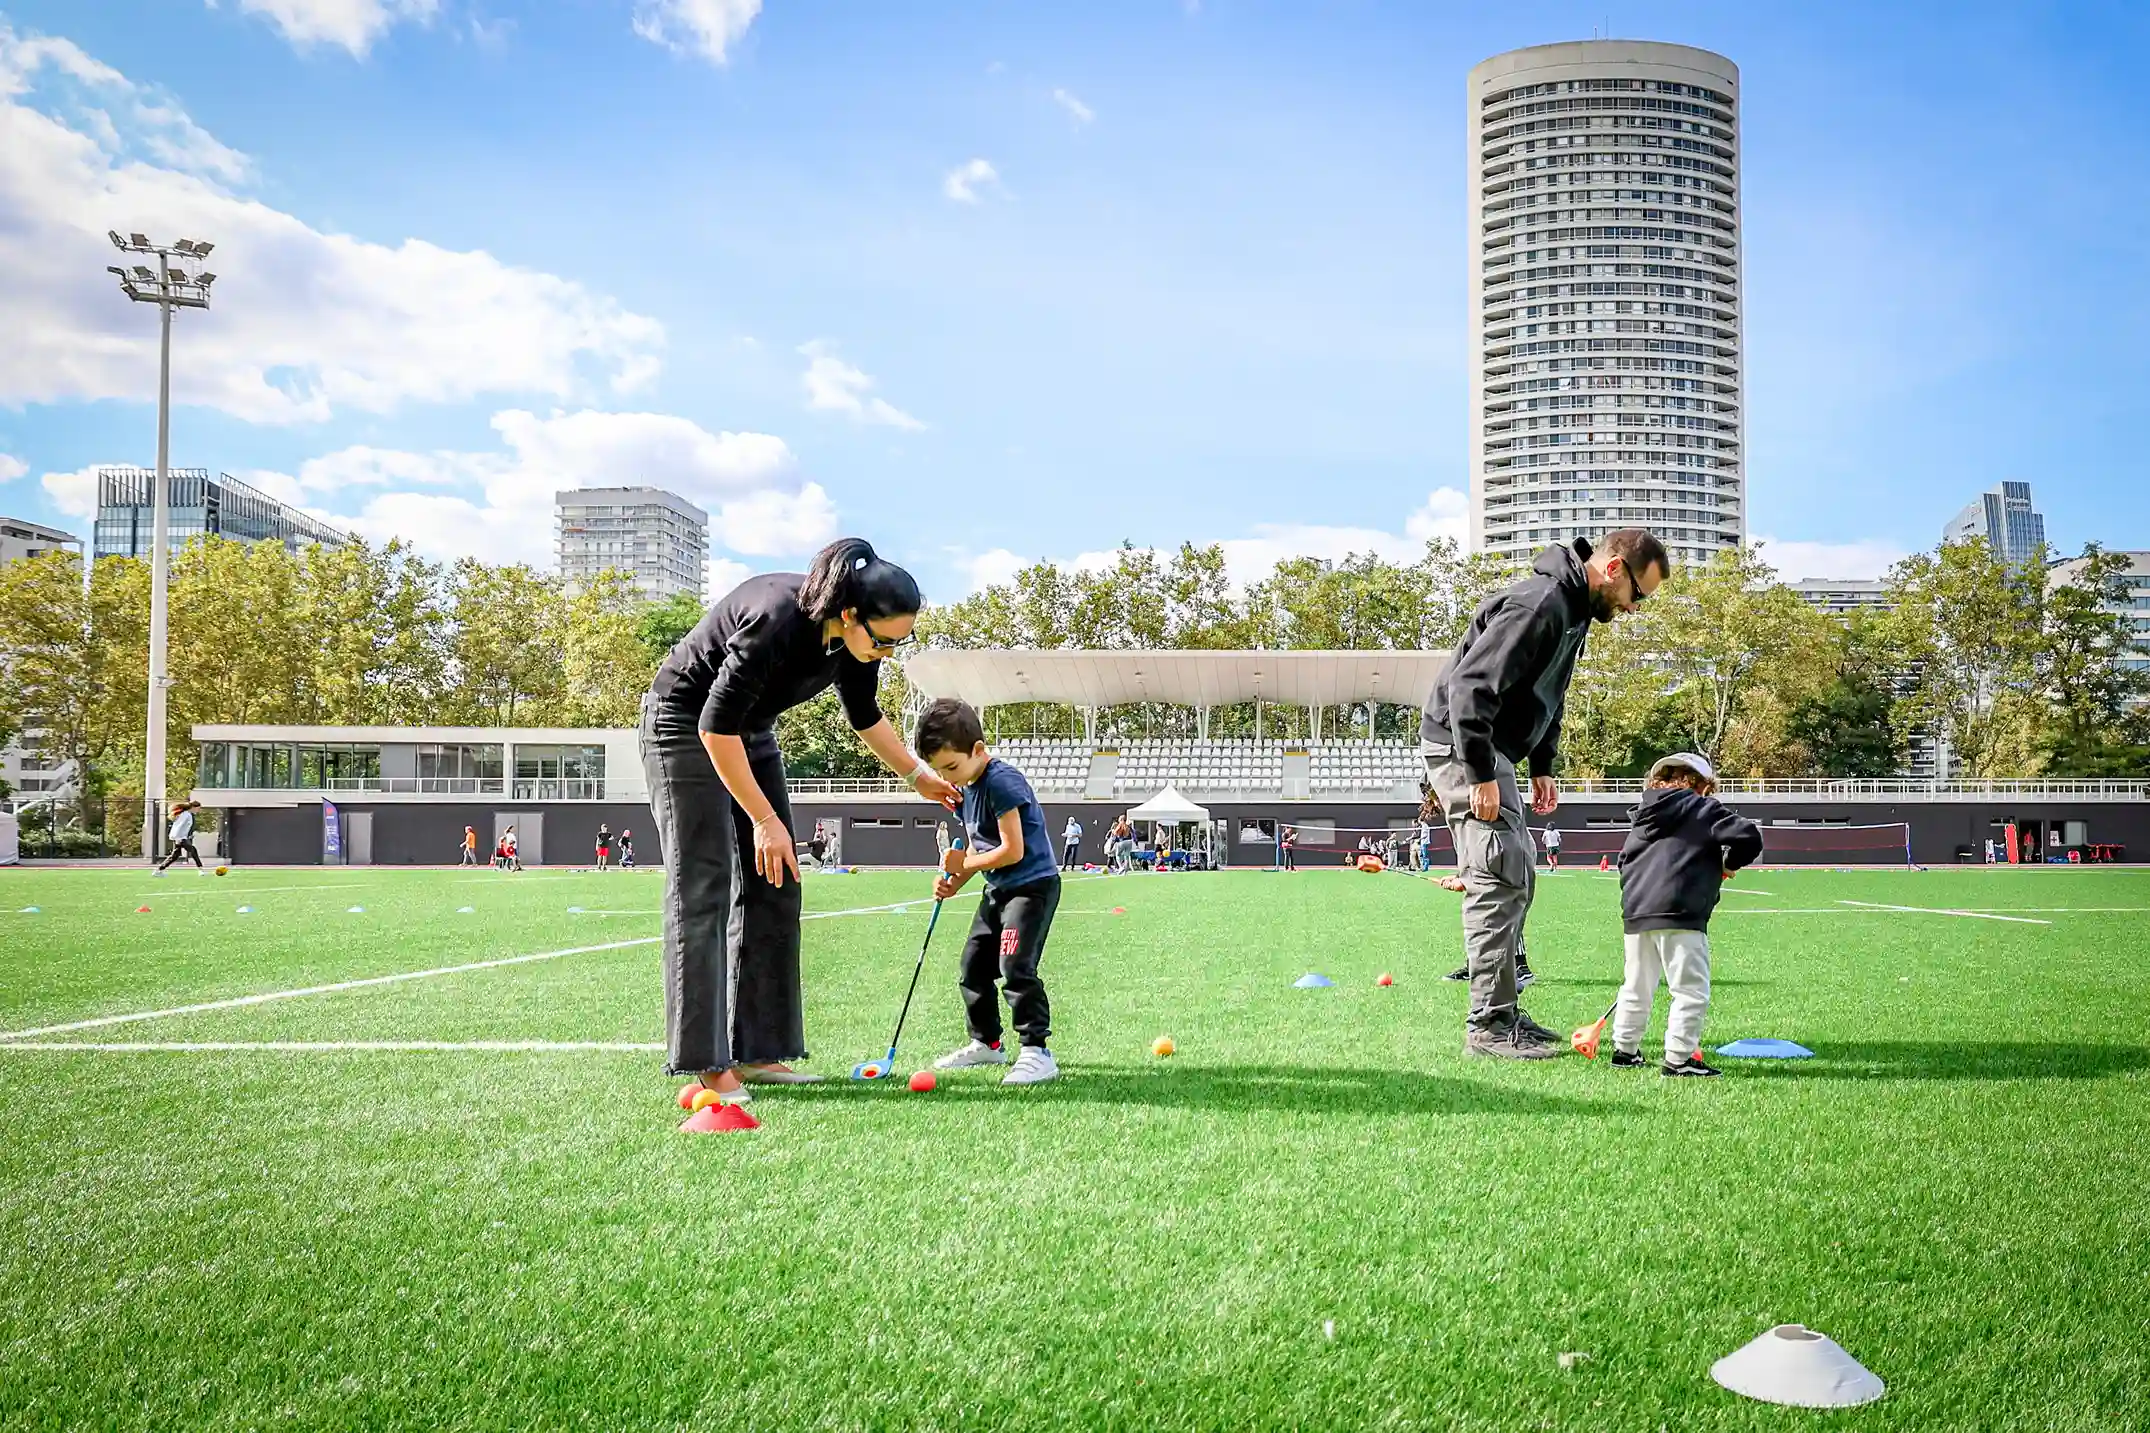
top-left (190, 241), bottom-right (214, 257)
top-left (109, 229), bottom-right (127, 249)
top-left (130, 232), bottom-right (150, 247)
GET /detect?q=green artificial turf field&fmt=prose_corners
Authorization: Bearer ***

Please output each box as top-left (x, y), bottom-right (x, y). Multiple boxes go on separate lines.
top-left (3, 862), bottom-right (2147, 1431)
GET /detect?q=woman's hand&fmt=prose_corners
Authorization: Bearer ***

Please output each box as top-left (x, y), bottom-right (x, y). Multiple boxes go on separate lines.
top-left (753, 815), bottom-right (800, 887)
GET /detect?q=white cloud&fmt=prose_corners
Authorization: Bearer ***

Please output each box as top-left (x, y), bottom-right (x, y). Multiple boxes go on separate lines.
top-left (960, 489), bottom-right (1471, 593)
top-left (942, 157), bottom-right (1001, 204)
top-left (632, 0), bottom-right (762, 65)
top-left (228, 0), bottom-right (440, 58)
top-left (964, 548), bottom-right (1026, 592)
top-left (0, 453), bottom-right (26, 484)
top-left (247, 408), bottom-right (834, 569)
top-left (707, 557), bottom-right (753, 602)
top-left (0, 21), bottom-right (664, 425)
top-left (1051, 88), bottom-right (1094, 126)
top-left (798, 342), bottom-right (925, 430)
top-left (40, 466), bottom-right (100, 521)
top-left (1750, 536), bottom-right (1910, 583)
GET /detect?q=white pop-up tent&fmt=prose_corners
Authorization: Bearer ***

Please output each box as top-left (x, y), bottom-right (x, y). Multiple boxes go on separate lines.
top-left (1128, 785), bottom-right (1209, 825)
top-left (1127, 785), bottom-right (1217, 868)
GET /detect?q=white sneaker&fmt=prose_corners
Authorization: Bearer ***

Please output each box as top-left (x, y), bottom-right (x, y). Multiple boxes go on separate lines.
top-left (1002, 1046), bottom-right (1059, 1086)
top-left (933, 1040), bottom-right (1007, 1070)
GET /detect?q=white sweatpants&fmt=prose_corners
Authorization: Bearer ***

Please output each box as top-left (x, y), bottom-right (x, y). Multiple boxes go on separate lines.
top-left (1613, 928), bottom-right (1711, 1064)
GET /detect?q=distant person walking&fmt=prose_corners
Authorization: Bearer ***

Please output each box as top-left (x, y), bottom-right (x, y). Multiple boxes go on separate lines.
top-left (460, 825), bottom-right (479, 866)
top-left (1422, 531), bottom-right (1667, 1059)
top-left (1542, 824), bottom-right (1563, 869)
top-left (154, 801), bottom-right (202, 873)
top-left (595, 822), bottom-right (613, 871)
top-left (1062, 816), bottom-right (1083, 869)
top-left (642, 538), bottom-right (959, 1106)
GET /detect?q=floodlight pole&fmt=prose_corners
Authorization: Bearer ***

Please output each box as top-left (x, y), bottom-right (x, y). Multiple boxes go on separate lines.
top-left (108, 233), bottom-right (216, 859)
top-left (145, 251), bottom-right (173, 861)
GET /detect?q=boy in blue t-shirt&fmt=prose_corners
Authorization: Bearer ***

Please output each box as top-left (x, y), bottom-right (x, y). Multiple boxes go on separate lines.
top-left (914, 697), bottom-right (1062, 1086)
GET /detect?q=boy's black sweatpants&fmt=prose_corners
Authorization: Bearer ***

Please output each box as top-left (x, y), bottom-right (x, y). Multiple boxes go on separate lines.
top-left (957, 873), bottom-right (1060, 1049)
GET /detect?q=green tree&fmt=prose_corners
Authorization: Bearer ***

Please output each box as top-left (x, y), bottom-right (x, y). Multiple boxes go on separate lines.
top-left (444, 561), bottom-right (567, 725)
top-left (1883, 539), bottom-right (2045, 778)
top-left (635, 591), bottom-right (705, 669)
top-left (2033, 545), bottom-right (2150, 775)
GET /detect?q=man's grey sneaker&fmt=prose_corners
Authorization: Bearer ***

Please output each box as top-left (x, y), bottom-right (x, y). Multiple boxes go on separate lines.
top-left (1465, 1025), bottom-right (1561, 1060)
top-left (1513, 1009), bottom-right (1561, 1045)
top-left (1443, 965), bottom-right (1469, 982)
top-left (1662, 1055), bottom-right (1720, 1078)
top-left (1609, 1049), bottom-right (1647, 1068)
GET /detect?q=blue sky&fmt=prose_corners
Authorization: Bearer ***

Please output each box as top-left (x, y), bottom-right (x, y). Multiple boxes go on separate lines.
top-left (2, 0), bottom-right (2145, 598)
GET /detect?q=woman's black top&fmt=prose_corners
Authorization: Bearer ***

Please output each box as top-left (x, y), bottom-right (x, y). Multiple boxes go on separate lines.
top-left (651, 572), bottom-right (886, 736)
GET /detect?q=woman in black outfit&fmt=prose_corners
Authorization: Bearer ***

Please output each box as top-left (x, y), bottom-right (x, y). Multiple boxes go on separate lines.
top-left (643, 538), bottom-right (959, 1106)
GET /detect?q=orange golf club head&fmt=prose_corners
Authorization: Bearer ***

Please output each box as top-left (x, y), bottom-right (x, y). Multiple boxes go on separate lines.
top-left (1571, 1000), bottom-right (1619, 1059)
top-left (1572, 1018), bottom-right (1608, 1059)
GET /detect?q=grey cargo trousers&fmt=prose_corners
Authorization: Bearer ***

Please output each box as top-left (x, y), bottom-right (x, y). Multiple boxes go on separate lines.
top-left (1426, 747), bottom-right (1536, 1032)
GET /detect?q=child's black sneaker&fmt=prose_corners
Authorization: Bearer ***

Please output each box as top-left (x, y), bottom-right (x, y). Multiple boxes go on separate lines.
top-left (1609, 1049), bottom-right (1646, 1068)
top-left (1442, 965), bottom-right (1469, 982)
top-left (1661, 1054), bottom-right (1720, 1077)
top-left (1515, 956), bottom-right (1536, 989)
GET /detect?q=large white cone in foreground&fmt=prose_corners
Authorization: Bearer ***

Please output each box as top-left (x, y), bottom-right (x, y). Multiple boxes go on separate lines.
top-left (1711, 1324), bottom-right (1885, 1408)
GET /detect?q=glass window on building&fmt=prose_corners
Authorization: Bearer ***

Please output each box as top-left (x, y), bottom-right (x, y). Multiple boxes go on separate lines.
top-left (417, 744), bottom-right (504, 781)
top-left (513, 744), bottom-right (606, 799)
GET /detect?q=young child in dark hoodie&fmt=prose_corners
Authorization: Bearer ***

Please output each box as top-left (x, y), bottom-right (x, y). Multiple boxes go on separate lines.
top-left (1613, 752), bottom-right (1764, 1077)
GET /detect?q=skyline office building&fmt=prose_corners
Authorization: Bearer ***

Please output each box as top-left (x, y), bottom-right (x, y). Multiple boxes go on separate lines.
top-left (1466, 39), bottom-right (1745, 572)
top-left (554, 486), bottom-right (709, 602)
top-left (1943, 480), bottom-right (2047, 567)
top-left (91, 467), bottom-right (350, 560)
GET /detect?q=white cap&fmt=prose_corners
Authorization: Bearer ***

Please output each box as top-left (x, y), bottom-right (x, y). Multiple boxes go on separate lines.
top-left (1647, 751), bottom-right (1717, 785)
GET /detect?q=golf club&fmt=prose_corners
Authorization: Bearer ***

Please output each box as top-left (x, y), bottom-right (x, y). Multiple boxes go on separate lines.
top-left (852, 836), bottom-right (962, 1080)
top-left (1571, 999), bottom-right (1618, 1059)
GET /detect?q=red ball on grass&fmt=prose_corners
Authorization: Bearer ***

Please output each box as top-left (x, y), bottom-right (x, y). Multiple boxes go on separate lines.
top-left (908, 1069), bottom-right (937, 1093)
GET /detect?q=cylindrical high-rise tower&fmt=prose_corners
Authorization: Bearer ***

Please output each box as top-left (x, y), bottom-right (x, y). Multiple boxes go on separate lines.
top-left (1466, 41), bottom-right (1743, 573)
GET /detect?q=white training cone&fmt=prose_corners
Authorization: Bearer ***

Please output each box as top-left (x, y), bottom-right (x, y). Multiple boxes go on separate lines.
top-left (1711, 1324), bottom-right (1884, 1408)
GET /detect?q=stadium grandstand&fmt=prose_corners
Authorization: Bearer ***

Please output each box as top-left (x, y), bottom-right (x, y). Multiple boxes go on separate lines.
top-left (190, 649), bottom-right (2150, 868)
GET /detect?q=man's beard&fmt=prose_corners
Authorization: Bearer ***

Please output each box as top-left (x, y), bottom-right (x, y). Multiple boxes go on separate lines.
top-left (1589, 586), bottom-right (1621, 623)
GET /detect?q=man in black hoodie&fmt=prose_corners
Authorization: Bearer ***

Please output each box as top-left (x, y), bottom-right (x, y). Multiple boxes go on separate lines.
top-left (1422, 530), bottom-right (1668, 1058)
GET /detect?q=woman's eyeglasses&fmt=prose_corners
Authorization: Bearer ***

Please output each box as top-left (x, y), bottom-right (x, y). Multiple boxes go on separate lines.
top-left (861, 620), bottom-right (918, 652)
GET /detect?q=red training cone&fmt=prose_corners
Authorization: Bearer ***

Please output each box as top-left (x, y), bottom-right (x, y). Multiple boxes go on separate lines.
top-left (135, 905), bottom-right (152, 914)
top-left (680, 1102), bottom-right (761, 1133)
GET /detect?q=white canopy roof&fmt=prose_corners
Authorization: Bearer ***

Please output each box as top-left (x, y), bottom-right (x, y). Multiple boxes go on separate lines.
top-left (1128, 785), bottom-right (1210, 823)
top-left (902, 648), bottom-right (1447, 709)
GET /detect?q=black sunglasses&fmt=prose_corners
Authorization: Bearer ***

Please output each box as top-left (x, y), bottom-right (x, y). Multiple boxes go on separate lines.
top-left (861, 619), bottom-right (918, 651)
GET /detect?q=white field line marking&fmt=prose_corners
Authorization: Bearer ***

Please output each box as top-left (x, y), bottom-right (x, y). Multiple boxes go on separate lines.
top-left (133, 882), bottom-right (365, 898)
top-left (0, 938), bottom-right (661, 1042)
top-left (1837, 899), bottom-right (2050, 926)
top-left (0, 885), bottom-right (1056, 1043)
top-left (1718, 885), bottom-right (1778, 896)
top-left (0, 1040), bottom-right (663, 1054)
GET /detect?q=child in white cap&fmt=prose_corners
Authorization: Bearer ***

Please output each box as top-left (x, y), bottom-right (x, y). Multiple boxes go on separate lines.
top-left (1612, 752), bottom-right (1763, 1077)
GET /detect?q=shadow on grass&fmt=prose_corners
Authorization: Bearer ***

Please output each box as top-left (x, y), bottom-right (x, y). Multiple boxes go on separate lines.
top-left (1730, 1040), bottom-right (2150, 1082)
top-left (809, 1064), bottom-right (1613, 1118)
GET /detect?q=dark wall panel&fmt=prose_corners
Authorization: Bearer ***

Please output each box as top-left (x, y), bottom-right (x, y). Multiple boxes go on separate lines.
top-left (217, 798), bottom-right (2150, 869)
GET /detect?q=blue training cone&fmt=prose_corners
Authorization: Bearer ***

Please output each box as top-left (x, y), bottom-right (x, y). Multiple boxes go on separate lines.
top-left (1293, 972), bottom-right (1335, 989)
top-left (346, 906), bottom-right (365, 914)
top-left (19, 906), bottom-right (39, 914)
top-left (236, 905), bottom-right (254, 914)
top-left (1715, 1038), bottom-right (1814, 1059)
top-left (457, 906), bottom-right (475, 914)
